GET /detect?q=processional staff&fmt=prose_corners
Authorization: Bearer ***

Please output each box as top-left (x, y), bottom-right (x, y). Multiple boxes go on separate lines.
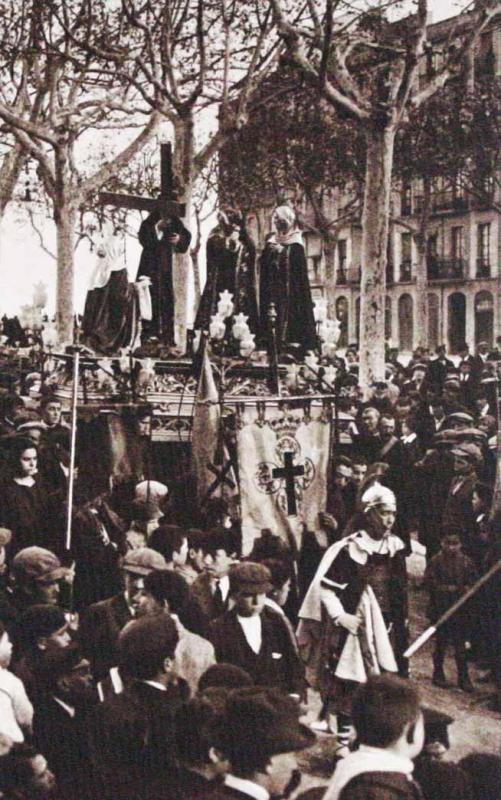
top-left (404, 558), bottom-right (501, 659)
top-left (65, 345), bottom-right (81, 552)
top-left (268, 303), bottom-right (280, 395)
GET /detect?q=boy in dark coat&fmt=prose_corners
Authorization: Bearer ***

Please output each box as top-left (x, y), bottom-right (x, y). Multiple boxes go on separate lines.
top-left (425, 532), bottom-right (477, 692)
top-left (323, 675), bottom-right (425, 800)
top-left (33, 645), bottom-right (97, 800)
top-left (88, 614), bottom-right (188, 800)
top-left (209, 562), bottom-right (305, 697)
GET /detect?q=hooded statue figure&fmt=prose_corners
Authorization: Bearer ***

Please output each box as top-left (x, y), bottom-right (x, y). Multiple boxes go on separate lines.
top-left (258, 205), bottom-right (317, 353)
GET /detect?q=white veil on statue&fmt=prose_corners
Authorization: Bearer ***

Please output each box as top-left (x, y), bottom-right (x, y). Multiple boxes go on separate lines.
top-left (88, 222), bottom-right (126, 291)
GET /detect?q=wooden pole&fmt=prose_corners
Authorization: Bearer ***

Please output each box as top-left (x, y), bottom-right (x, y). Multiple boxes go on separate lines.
top-left (268, 303), bottom-right (280, 395)
top-left (404, 559), bottom-right (501, 658)
top-left (65, 347), bottom-right (81, 552)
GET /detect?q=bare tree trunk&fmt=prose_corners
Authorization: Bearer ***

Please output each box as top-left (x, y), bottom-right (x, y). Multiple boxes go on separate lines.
top-left (414, 178), bottom-right (431, 349)
top-left (173, 115), bottom-right (196, 349)
top-left (359, 125), bottom-right (396, 391)
top-left (55, 203), bottom-right (76, 344)
top-left (190, 208), bottom-right (203, 306)
top-left (0, 143), bottom-right (25, 218)
top-left (323, 234), bottom-right (337, 316)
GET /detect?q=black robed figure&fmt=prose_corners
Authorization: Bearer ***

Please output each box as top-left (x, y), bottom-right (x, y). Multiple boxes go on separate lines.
top-left (258, 205), bottom-right (317, 353)
top-left (99, 142), bottom-right (191, 347)
top-left (136, 211), bottom-right (191, 344)
top-left (194, 208), bottom-right (258, 333)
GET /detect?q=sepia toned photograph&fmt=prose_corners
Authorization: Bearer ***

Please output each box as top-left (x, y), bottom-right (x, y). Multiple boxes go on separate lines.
top-left (0, 1), bottom-right (499, 798)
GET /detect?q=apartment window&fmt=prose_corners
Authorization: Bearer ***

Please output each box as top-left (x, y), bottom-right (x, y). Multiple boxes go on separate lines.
top-left (451, 226), bottom-right (463, 259)
top-left (427, 233), bottom-right (439, 280)
top-left (477, 223), bottom-right (491, 276)
top-left (400, 232), bottom-right (412, 280)
top-left (453, 172), bottom-right (466, 204)
top-left (337, 239), bottom-right (347, 282)
top-left (401, 183), bottom-right (412, 216)
top-left (451, 226), bottom-right (464, 277)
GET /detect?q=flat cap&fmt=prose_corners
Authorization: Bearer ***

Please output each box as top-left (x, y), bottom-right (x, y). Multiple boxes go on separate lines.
top-left (11, 547), bottom-right (70, 584)
top-left (444, 412), bottom-right (474, 425)
top-left (450, 442), bottom-right (483, 464)
top-left (134, 480), bottom-right (168, 503)
top-left (122, 547), bottom-right (166, 576)
top-left (229, 561), bottom-right (272, 595)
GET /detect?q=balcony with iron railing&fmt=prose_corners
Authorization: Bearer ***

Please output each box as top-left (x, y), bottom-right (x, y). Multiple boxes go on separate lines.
top-left (476, 258), bottom-right (491, 278)
top-left (399, 259), bottom-right (413, 282)
top-left (336, 265), bottom-right (361, 285)
top-left (427, 256), bottom-right (466, 280)
top-left (414, 192), bottom-right (468, 215)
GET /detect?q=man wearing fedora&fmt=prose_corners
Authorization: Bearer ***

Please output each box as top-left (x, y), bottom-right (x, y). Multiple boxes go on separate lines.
top-left (207, 687), bottom-right (315, 800)
top-left (208, 562), bottom-right (305, 698)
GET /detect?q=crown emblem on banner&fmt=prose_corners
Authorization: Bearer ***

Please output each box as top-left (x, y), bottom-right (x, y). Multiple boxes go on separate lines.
top-left (268, 414), bottom-right (302, 437)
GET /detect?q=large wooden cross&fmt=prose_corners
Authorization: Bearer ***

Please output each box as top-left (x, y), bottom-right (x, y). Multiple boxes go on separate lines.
top-left (272, 451), bottom-right (305, 516)
top-left (99, 142), bottom-right (185, 342)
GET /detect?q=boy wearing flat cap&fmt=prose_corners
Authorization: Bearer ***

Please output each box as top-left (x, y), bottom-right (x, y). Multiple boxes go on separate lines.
top-left (209, 562), bottom-right (305, 697)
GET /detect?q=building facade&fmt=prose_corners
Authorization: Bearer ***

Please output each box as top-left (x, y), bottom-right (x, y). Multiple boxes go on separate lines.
top-left (241, 12), bottom-right (501, 356)
top-left (299, 14), bottom-right (501, 354)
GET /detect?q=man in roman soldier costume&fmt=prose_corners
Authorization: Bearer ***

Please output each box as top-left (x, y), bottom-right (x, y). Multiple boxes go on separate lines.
top-left (297, 485), bottom-right (408, 752)
top-left (194, 208), bottom-right (258, 334)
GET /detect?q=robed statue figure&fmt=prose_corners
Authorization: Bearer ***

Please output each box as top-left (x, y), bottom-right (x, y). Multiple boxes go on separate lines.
top-left (194, 208), bottom-right (258, 333)
top-left (258, 205), bottom-right (317, 353)
top-left (82, 225), bottom-right (150, 354)
top-left (136, 210), bottom-right (191, 344)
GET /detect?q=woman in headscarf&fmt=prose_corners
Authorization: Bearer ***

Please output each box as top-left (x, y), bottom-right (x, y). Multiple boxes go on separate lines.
top-left (297, 485), bottom-right (408, 751)
top-left (258, 205), bottom-right (317, 352)
top-left (194, 208), bottom-right (259, 334)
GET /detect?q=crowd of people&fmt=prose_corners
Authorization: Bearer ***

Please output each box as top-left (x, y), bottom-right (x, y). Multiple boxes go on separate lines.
top-left (0, 334), bottom-right (499, 800)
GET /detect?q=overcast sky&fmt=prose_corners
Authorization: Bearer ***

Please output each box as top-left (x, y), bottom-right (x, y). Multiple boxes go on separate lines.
top-left (0, 0), bottom-right (475, 320)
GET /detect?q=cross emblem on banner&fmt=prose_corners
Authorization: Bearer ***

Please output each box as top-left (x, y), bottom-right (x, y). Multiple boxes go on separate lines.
top-left (206, 460), bottom-right (236, 498)
top-left (272, 451), bottom-right (305, 515)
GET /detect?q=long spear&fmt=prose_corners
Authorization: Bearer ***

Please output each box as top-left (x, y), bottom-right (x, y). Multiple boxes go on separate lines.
top-left (404, 558), bottom-right (501, 658)
top-left (65, 346), bottom-right (81, 552)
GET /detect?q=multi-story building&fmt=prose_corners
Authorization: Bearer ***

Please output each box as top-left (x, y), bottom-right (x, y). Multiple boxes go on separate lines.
top-left (306, 13), bottom-right (500, 354)
top-left (237, 11), bottom-right (501, 355)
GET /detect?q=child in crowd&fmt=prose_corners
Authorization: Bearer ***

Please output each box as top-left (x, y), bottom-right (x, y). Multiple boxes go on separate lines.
top-left (425, 532), bottom-right (477, 692)
top-left (323, 675), bottom-right (424, 800)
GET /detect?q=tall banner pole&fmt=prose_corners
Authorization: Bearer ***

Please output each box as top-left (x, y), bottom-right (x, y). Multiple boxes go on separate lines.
top-left (65, 347), bottom-right (81, 552)
top-left (404, 559), bottom-right (501, 658)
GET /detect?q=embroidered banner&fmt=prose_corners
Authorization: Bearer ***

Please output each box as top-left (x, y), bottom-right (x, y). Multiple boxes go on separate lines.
top-left (236, 403), bottom-right (332, 555)
top-left (192, 349), bottom-right (236, 504)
